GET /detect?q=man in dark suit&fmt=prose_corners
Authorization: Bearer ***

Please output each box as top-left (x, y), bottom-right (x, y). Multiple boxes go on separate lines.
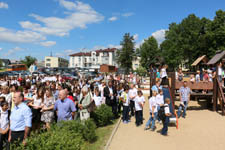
top-left (104, 80), bottom-right (118, 118)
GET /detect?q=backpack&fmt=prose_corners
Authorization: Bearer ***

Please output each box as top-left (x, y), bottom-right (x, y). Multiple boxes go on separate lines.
top-left (158, 105), bottom-right (168, 121)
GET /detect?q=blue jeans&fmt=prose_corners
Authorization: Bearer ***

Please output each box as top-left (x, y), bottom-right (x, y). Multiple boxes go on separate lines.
top-left (161, 116), bottom-right (169, 135)
top-left (177, 101), bottom-right (188, 118)
top-left (145, 112), bottom-right (157, 129)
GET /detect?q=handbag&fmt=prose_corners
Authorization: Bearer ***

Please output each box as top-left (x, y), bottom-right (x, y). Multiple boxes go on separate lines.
top-left (87, 100), bottom-right (96, 113)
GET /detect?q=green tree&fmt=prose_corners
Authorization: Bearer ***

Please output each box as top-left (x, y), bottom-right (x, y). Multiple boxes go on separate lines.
top-left (21, 56), bottom-right (37, 68)
top-left (138, 36), bottom-right (159, 69)
top-left (0, 59), bottom-right (2, 68)
top-left (117, 33), bottom-right (135, 74)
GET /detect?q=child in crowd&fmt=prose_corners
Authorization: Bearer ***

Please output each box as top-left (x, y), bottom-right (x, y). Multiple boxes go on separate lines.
top-left (190, 74), bottom-right (195, 83)
top-left (156, 89), bottom-right (164, 122)
top-left (0, 101), bottom-right (10, 150)
top-left (93, 87), bottom-right (103, 107)
top-left (195, 70), bottom-right (200, 82)
top-left (161, 98), bottom-right (171, 136)
top-left (121, 85), bottom-right (130, 124)
top-left (145, 90), bottom-right (157, 131)
top-left (134, 90), bottom-right (145, 126)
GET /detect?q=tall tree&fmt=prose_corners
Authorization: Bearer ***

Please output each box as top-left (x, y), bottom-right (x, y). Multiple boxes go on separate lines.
top-left (138, 36), bottom-right (159, 69)
top-left (116, 33), bottom-right (135, 74)
top-left (21, 56), bottom-right (37, 68)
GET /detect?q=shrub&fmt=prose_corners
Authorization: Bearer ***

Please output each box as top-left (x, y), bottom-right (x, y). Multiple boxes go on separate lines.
top-left (12, 120), bottom-right (97, 150)
top-left (91, 104), bottom-right (114, 127)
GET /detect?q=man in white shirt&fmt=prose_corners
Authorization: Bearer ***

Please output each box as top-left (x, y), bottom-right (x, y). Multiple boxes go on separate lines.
top-left (128, 84), bottom-right (137, 117)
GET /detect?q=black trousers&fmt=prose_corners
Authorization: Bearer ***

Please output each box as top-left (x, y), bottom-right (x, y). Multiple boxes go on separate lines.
top-left (135, 110), bottom-right (143, 126)
top-left (11, 131), bottom-right (24, 144)
top-left (0, 132), bottom-right (9, 150)
top-left (129, 100), bottom-right (135, 116)
top-left (112, 103), bottom-right (118, 118)
top-left (118, 101), bottom-right (123, 114)
top-left (122, 106), bottom-right (129, 121)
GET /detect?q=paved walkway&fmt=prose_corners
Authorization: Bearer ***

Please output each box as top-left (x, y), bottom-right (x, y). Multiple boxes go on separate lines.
top-left (109, 95), bottom-right (225, 150)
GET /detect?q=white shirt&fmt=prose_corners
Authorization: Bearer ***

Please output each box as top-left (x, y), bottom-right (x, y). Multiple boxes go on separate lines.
top-left (33, 95), bottom-right (42, 107)
top-left (156, 94), bottom-right (164, 106)
top-left (195, 74), bottom-right (200, 82)
top-left (121, 92), bottom-right (129, 106)
top-left (0, 109), bottom-right (9, 130)
top-left (218, 67), bottom-right (222, 76)
top-left (149, 96), bottom-right (157, 113)
top-left (134, 96), bottom-right (145, 111)
top-left (128, 88), bottom-right (137, 101)
top-left (93, 95), bottom-right (102, 107)
top-left (164, 104), bottom-right (170, 114)
top-left (109, 87), bottom-right (113, 100)
top-left (161, 68), bottom-right (167, 78)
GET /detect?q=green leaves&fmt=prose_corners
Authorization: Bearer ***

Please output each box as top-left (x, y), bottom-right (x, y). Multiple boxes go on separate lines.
top-left (11, 120), bottom-right (97, 150)
top-left (139, 36), bottom-right (159, 69)
top-left (91, 104), bottom-right (114, 127)
top-left (117, 33), bottom-right (136, 74)
top-left (160, 10), bottom-right (225, 68)
top-left (21, 56), bottom-right (37, 68)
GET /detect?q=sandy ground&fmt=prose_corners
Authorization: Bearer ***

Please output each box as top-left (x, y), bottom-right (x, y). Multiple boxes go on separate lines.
top-left (109, 95), bottom-right (225, 150)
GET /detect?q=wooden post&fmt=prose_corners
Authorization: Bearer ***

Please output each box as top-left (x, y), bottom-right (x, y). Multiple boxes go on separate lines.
top-left (171, 72), bottom-right (176, 106)
top-left (150, 71), bottom-right (153, 97)
top-left (213, 65), bottom-right (218, 111)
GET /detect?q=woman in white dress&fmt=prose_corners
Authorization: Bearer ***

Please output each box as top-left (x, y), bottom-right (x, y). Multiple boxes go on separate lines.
top-left (41, 88), bottom-right (55, 129)
top-left (28, 88), bottom-right (44, 131)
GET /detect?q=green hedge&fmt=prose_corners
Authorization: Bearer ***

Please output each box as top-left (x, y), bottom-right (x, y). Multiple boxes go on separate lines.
top-left (91, 104), bottom-right (114, 127)
top-left (12, 119), bottom-right (96, 150)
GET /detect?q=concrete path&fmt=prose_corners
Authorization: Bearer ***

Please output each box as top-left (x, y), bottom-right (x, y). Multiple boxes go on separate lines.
top-left (108, 95), bottom-right (225, 150)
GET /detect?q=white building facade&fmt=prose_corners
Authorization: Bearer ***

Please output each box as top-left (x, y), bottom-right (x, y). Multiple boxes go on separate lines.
top-left (69, 48), bottom-right (117, 69)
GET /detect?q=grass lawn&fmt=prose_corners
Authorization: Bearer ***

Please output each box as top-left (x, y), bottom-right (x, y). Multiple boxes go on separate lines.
top-left (85, 119), bottom-right (118, 150)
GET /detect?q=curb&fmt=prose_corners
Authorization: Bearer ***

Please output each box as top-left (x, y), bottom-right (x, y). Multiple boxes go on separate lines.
top-left (104, 117), bottom-right (122, 150)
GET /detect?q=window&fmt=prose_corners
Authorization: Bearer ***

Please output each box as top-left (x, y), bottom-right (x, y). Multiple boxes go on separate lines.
top-left (105, 57), bottom-right (108, 61)
top-left (93, 58), bottom-right (95, 61)
top-left (79, 58), bottom-right (81, 62)
top-left (46, 63), bottom-right (51, 67)
top-left (46, 59), bottom-right (51, 61)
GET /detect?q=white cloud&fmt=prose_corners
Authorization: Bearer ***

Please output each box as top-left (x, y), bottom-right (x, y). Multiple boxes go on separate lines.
top-left (152, 29), bottom-right (166, 44)
top-left (4, 47), bottom-right (23, 56)
top-left (133, 34), bottom-right (138, 41)
top-left (135, 40), bottom-right (144, 49)
top-left (0, 2), bottom-right (8, 9)
top-left (55, 49), bottom-right (76, 57)
top-left (108, 16), bottom-right (117, 22)
top-left (0, 27), bottom-right (46, 43)
top-left (122, 12), bottom-right (134, 17)
top-left (40, 41), bottom-right (56, 47)
top-left (0, 48), bottom-right (2, 51)
top-left (59, 0), bottom-right (76, 10)
top-left (20, 0), bottom-right (104, 37)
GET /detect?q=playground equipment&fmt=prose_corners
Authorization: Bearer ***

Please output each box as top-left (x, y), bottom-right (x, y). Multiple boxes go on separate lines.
top-left (149, 50), bottom-right (225, 116)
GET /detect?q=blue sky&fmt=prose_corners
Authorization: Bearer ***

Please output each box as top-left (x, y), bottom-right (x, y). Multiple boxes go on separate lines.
top-left (0, 0), bottom-right (224, 61)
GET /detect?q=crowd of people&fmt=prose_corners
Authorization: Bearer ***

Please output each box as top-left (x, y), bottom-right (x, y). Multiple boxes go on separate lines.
top-left (0, 72), bottom-right (151, 149)
top-left (0, 64), bottom-right (204, 149)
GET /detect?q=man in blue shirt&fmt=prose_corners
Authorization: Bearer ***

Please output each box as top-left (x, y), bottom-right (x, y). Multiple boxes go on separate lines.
top-left (9, 92), bottom-right (32, 146)
top-left (54, 90), bottom-right (76, 122)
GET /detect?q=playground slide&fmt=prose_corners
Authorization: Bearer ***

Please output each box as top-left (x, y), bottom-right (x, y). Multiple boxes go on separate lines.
top-left (162, 87), bottom-right (178, 128)
top-left (162, 87), bottom-right (175, 117)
